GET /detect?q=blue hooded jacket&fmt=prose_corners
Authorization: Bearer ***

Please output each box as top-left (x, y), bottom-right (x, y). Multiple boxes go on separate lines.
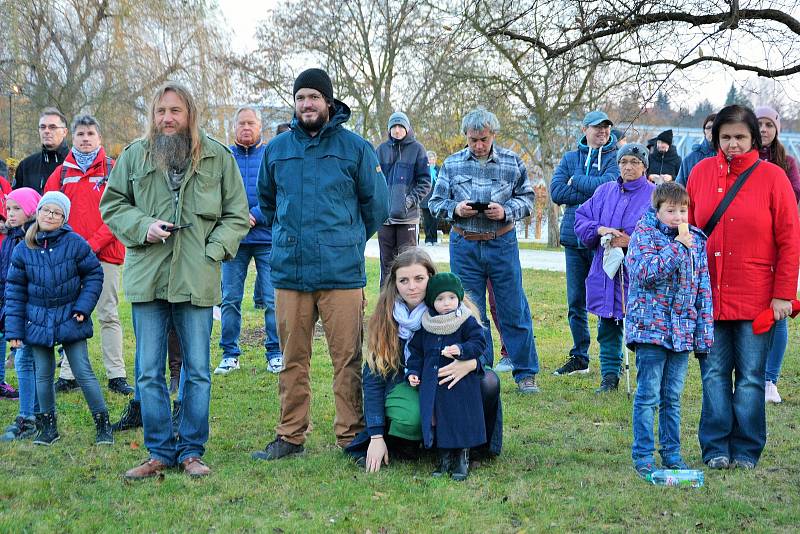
top-left (550, 134), bottom-right (619, 247)
top-left (4, 225), bottom-right (103, 346)
top-left (258, 100), bottom-right (389, 291)
top-left (231, 140), bottom-right (271, 245)
top-left (376, 124), bottom-right (430, 224)
top-left (676, 138), bottom-right (715, 186)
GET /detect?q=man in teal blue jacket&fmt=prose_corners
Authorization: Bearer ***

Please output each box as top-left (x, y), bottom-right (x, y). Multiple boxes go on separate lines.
top-left (254, 68), bottom-right (389, 460)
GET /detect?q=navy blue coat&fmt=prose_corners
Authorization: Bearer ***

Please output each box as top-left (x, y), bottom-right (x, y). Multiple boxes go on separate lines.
top-left (258, 100), bottom-right (389, 291)
top-left (550, 135), bottom-right (619, 247)
top-left (231, 141), bottom-right (271, 246)
top-left (0, 224), bottom-right (29, 332)
top-left (406, 315), bottom-right (487, 449)
top-left (4, 225), bottom-right (103, 347)
top-left (376, 130), bottom-right (430, 224)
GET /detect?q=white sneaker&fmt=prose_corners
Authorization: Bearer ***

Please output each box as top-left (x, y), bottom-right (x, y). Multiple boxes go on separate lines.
top-left (765, 380), bottom-right (782, 404)
top-left (214, 358), bottom-right (240, 375)
top-left (267, 356), bottom-right (284, 374)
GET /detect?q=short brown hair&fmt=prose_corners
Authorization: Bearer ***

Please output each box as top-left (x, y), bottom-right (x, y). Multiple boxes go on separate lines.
top-left (652, 182), bottom-right (689, 210)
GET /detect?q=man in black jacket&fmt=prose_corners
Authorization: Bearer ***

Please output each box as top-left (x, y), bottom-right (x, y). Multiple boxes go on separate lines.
top-left (13, 107), bottom-right (69, 193)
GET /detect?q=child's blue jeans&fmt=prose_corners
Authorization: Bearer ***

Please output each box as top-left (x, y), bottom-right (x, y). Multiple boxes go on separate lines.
top-left (15, 344), bottom-right (38, 418)
top-left (32, 341), bottom-right (107, 415)
top-left (631, 343), bottom-right (689, 464)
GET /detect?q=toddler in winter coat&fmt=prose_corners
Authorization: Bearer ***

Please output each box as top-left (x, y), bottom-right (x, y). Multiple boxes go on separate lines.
top-left (625, 182), bottom-right (713, 479)
top-left (4, 191), bottom-right (111, 446)
top-left (406, 272), bottom-right (487, 481)
top-left (0, 188), bottom-right (42, 440)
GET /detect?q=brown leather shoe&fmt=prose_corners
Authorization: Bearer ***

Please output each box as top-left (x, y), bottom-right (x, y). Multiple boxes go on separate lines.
top-left (181, 457), bottom-right (210, 478)
top-left (124, 458), bottom-right (167, 480)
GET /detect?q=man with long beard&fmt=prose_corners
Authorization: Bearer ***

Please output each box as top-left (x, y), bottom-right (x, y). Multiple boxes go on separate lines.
top-left (101, 82), bottom-right (249, 479)
top-left (253, 68), bottom-right (388, 460)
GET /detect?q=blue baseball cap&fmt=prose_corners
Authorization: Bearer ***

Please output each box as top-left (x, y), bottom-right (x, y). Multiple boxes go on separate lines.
top-left (582, 110), bottom-right (613, 127)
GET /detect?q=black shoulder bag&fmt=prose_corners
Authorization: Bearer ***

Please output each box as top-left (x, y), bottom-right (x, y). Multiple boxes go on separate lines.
top-left (702, 160), bottom-right (760, 236)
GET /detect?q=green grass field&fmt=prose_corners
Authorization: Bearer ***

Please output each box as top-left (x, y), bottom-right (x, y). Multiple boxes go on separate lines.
top-left (0, 259), bottom-right (797, 533)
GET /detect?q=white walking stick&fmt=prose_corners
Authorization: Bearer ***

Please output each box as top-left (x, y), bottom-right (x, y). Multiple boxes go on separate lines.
top-left (620, 266), bottom-right (632, 399)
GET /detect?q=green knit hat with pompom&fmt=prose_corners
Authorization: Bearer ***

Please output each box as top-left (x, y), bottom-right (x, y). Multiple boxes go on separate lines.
top-left (425, 272), bottom-right (464, 308)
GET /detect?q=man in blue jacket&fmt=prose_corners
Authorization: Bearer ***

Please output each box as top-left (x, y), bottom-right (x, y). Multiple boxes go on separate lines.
top-left (376, 111), bottom-right (430, 285)
top-left (214, 106), bottom-right (283, 376)
top-left (549, 110), bottom-right (619, 377)
top-left (254, 68), bottom-right (389, 460)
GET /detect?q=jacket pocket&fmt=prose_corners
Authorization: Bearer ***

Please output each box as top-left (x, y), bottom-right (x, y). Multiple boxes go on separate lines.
top-left (193, 169), bottom-right (223, 220)
top-left (450, 174), bottom-right (475, 202)
top-left (318, 234), bottom-right (363, 286)
top-left (270, 233), bottom-right (299, 284)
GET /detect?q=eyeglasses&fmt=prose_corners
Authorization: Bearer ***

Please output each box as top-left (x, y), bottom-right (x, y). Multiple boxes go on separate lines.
top-left (38, 124), bottom-right (65, 131)
top-left (40, 208), bottom-right (64, 219)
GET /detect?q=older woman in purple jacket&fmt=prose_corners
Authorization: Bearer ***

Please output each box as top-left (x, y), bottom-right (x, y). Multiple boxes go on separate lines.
top-left (574, 144), bottom-right (655, 393)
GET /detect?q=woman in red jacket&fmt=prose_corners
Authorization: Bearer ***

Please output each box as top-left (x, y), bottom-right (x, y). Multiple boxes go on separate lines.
top-left (687, 105), bottom-right (800, 470)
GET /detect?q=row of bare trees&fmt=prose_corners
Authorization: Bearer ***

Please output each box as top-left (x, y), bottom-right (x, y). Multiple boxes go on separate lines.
top-left (2, 0), bottom-right (798, 245)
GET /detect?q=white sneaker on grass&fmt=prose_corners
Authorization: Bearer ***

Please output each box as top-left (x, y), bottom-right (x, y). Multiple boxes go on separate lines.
top-left (214, 357), bottom-right (240, 375)
top-left (267, 356), bottom-right (284, 374)
top-left (765, 380), bottom-right (782, 404)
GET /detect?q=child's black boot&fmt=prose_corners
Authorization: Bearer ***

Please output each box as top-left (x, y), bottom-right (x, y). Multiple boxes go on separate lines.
top-left (93, 411), bottom-right (114, 445)
top-left (33, 412), bottom-right (60, 446)
top-left (172, 400), bottom-right (182, 440)
top-left (111, 399), bottom-right (142, 432)
top-left (451, 448), bottom-right (470, 481)
top-left (432, 448), bottom-right (451, 477)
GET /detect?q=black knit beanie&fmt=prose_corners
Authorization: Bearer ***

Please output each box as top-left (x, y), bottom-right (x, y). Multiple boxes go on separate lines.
top-left (425, 273), bottom-right (465, 309)
top-left (293, 68), bottom-right (333, 101)
top-left (656, 129), bottom-right (673, 146)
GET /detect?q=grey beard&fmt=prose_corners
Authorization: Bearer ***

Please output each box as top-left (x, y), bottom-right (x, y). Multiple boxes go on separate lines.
top-left (152, 132), bottom-right (191, 172)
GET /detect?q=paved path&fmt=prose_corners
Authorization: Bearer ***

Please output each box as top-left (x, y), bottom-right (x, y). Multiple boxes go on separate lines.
top-left (365, 239), bottom-right (566, 272)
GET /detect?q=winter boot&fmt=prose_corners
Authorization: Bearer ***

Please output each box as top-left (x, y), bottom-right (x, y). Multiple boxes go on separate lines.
top-left (33, 412), bottom-right (60, 446)
top-left (432, 448), bottom-right (452, 477)
top-left (111, 399), bottom-right (142, 432)
top-left (172, 400), bottom-right (182, 440)
top-left (93, 412), bottom-right (114, 445)
top-left (0, 415), bottom-right (37, 441)
top-left (451, 448), bottom-right (470, 481)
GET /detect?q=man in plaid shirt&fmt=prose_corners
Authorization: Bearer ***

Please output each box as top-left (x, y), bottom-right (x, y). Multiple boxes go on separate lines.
top-left (428, 107), bottom-right (541, 394)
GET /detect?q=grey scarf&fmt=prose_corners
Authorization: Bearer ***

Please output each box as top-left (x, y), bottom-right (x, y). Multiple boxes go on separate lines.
top-left (421, 304), bottom-right (472, 336)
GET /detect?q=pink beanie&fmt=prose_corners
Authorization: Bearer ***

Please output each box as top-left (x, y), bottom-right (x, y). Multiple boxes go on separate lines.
top-left (755, 106), bottom-right (781, 135)
top-left (7, 187), bottom-right (42, 217)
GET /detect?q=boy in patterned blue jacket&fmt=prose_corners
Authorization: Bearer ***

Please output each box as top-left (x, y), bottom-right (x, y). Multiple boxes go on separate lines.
top-left (625, 182), bottom-right (713, 479)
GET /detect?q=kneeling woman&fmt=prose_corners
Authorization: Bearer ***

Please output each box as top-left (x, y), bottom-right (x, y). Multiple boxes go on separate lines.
top-left (346, 248), bottom-right (501, 472)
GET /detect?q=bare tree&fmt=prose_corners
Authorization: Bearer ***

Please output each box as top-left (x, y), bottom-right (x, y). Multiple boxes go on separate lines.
top-left (0, 0), bottom-right (233, 157)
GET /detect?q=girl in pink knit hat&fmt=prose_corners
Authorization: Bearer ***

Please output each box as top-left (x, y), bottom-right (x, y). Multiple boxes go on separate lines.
top-left (0, 187), bottom-right (41, 437)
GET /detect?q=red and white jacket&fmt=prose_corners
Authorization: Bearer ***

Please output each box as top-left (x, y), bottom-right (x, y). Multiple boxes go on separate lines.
top-left (688, 149), bottom-right (800, 320)
top-left (44, 147), bottom-right (125, 265)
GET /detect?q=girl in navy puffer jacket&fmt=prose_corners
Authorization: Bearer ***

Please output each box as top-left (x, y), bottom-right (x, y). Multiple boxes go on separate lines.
top-left (5, 191), bottom-right (111, 446)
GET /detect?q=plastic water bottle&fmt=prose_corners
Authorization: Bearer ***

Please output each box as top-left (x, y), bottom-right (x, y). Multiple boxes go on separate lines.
top-left (647, 469), bottom-right (704, 487)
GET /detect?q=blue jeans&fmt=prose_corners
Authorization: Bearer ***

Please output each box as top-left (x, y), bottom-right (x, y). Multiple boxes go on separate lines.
top-left (631, 344), bottom-right (689, 463)
top-left (699, 320), bottom-right (771, 465)
top-left (765, 318), bottom-right (787, 384)
top-left (132, 301), bottom-right (212, 465)
top-left (220, 244), bottom-right (280, 361)
top-left (32, 341), bottom-right (106, 414)
top-left (449, 230), bottom-right (539, 382)
top-left (15, 345), bottom-right (38, 417)
top-left (564, 246), bottom-right (593, 362)
top-left (598, 317), bottom-right (623, 377)
top-left (133, 353), bottom-right (185, 403)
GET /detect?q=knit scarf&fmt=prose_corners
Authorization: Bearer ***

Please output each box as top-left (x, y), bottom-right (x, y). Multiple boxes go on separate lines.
top-left (421, 304), bottom-right (472, 336)
top-left (393, 300), bottom-right (426, 364)
top-left (72, 147), bottom-right (100, 174)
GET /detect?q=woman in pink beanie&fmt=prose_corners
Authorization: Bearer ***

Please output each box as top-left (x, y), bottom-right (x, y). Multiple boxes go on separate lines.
top-left (0, 187), bottom-right (41, 435)
top-left (755, 106), bottom-right (800, 405)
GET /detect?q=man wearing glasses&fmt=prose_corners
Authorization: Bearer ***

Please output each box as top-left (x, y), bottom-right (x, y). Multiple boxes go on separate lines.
top-left (13, 108), bottom-right (70, 193)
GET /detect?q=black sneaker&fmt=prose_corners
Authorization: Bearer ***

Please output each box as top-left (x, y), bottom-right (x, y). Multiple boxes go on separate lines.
top-left (111, 399), bottom-right (142, 432)
top-left (108, 377), bottom-right (134, 395)
top-left (252, 437), bottom-right (304, 461)
top-left (552, 356), bottom-right (589, 376)
top-left (54, 378), bottom-right (79, 393)
top-left (93, 412), bottom-right (114, 445)
top-left (595, 374), bottom-right (620, 394)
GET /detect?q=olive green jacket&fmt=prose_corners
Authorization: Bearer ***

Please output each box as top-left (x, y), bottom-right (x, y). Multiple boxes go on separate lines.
top-left (99, 133), bottom-right (249, 306)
